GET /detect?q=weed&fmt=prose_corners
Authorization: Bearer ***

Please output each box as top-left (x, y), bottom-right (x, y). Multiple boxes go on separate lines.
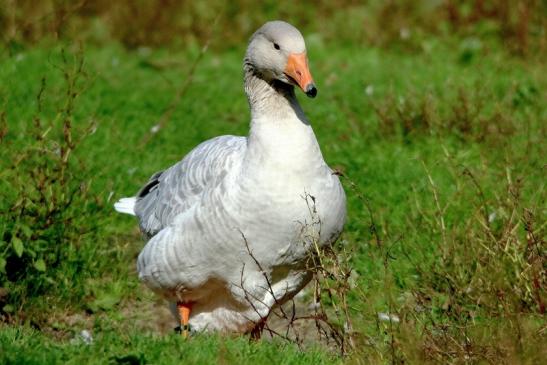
top-left (0, 48), bottom-right (101, 322)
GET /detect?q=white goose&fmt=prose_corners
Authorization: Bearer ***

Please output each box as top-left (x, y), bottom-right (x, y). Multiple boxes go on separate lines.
top-left (115, 20), bottom-right (346, 336)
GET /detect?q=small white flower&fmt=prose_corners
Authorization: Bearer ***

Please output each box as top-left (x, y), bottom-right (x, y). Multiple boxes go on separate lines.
top-left (378, 312), bottom-right (400, 323)
top-left (71, 329), bottom-right (93, 345)
top-left (80, 330), bottom-right (93, 344)
top-left (365, 85), bottom-right (374, 96)
top-left (150, 124), bottom-right (161, 134)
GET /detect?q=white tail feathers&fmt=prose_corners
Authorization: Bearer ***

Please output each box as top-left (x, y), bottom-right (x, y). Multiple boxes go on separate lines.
top-left (114, 197), bottom-right (137, 216)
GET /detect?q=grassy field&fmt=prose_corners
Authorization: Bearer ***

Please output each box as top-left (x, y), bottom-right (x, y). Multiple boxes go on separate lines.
top-left (1, 4), bottom-right (546, 364)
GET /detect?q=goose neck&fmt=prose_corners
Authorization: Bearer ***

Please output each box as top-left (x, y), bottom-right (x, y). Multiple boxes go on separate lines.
top-left (243, 65), bottom-right (307, 125)
top-left (242, 65), bottom-right (323, 170)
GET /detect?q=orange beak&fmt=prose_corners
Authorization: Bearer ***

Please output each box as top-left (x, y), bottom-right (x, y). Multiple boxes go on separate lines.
top-left (284, 52), bottom-right (317, 98)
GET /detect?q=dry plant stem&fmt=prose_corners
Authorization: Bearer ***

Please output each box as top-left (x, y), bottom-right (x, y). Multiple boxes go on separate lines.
top-left (421, 161), bottom-right (447, 247)
top-left (302, 194), bottom-right (355, 354)
top-left (462, 167), bottom-right (491, 229)
top-left (337, 172), bottom-right (382, 247)
top-left (238, 230), bottom-right (288, 318)
top-left (236, 230), bottom-right (306, 346)
top-left (523, 209), bottom-right (546, 314)
top-left (235, 196), bottom-right (356, 356)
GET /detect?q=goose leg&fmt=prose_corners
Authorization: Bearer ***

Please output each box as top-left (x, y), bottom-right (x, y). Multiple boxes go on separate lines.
top-left (177, 301), bottom-right (193, 338)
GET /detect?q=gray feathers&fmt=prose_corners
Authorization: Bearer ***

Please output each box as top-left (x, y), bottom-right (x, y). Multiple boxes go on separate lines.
top-left (134, 135), bottom-right (246, 238)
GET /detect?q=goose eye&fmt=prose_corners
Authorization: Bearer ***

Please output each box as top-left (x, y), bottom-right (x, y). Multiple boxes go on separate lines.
top-left (273, 43), bottom-right (280, 50)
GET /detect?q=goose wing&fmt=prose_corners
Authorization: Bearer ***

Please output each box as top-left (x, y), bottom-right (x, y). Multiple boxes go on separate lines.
top-left (134, 135), bottom-right (246, 238)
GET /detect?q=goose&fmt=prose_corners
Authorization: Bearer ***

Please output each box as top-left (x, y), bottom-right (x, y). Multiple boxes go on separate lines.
top-left (114, 20), bottom-right (346, 337)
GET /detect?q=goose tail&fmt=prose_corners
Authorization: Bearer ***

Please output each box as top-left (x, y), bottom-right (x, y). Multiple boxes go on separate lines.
top-left (114, 197), bottom-right (137, 216)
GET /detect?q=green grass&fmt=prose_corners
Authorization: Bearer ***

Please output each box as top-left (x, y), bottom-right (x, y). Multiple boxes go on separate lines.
top-left (0, 325), bottom-right (336, 365)
top-left (0, 29), bottom-right (545, 364)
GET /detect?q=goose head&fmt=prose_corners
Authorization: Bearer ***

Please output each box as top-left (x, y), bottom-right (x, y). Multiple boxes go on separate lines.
top-left (245, 21), bottom-right (317, 98)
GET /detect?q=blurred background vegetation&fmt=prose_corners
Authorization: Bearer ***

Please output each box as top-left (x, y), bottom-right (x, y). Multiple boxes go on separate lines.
top-left (1, 0), bottom-right (545, 54)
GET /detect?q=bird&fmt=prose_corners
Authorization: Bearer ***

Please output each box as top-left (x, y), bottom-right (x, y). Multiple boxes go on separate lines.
top-left (114, 20), bottom-right (346, 338)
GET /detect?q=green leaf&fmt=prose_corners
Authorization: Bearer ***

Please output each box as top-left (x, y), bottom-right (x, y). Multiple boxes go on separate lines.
top-left (34, 259), bottom-right (46, 272)
top-left (12, 237), bottom-right (24, 257)
top-left (2, 304), bottom-right (14, 313)
top-left (0, 257), bottom-right (6, 273)
top-left (18, 224), bottom-right (33, 239)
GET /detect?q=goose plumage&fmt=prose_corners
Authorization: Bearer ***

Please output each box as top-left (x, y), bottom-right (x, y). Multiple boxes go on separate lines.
top-left (115, 20), bottom-right (346, 334)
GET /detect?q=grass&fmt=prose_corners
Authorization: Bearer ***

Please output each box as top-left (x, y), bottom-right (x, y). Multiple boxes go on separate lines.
top-left (0, 16), bottom-right (546, 365)
top-left (0, 325), bottom-right (336, 365)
